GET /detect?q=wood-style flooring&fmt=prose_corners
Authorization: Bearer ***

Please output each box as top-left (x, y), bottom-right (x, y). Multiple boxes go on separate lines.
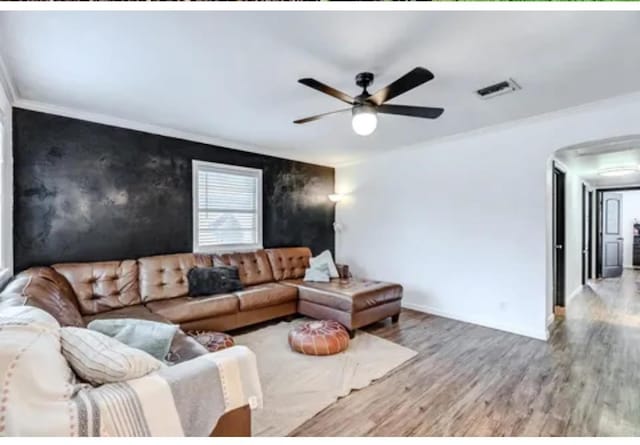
top-left (291, 271), bottom-right (640, 436)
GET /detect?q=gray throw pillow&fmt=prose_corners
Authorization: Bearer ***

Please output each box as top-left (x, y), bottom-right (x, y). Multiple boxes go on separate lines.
top-left (304, 262), bottom-right (331, 283)
top-left (88, 318), bottom-right (178, 361)
top-left (188, 266), bottom-right (243, 297)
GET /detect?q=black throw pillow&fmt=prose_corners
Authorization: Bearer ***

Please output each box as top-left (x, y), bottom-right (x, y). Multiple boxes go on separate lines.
top-left (187, 266), bottom-right (243, 297)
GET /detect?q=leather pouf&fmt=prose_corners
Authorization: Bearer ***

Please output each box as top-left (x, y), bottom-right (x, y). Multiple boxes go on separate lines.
top-left (288, 320), bottom-right (349, 356)
top-left (189, 331), bottom-right (235, 353)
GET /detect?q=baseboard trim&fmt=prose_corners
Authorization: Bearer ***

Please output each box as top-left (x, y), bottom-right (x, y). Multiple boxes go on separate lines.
top-left (566, 285), bottom-right (584, 305)
top-left (402, 302), bottom-right (548, 341)
top-left (546, 312), bottom-right (555, 328)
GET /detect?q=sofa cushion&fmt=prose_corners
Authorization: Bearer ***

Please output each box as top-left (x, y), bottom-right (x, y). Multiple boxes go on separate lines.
top-left (138, 253), bottom-right (212, 302)
top-left (53, 260), bottom-right (140, 315)
top-left (213, 250), bottom-right (274, 286)
top-left (265, 247), bottom-right (312, 281)
top-left (81, 303), bottom-right (163, 324)
top-left (235, 283), bottom-right (298, 311)
top-left (284, 278), bottom-right (403, 312)
top-left (145, 293), bottom-right (239, 323)
top-left (0, 267), bottom-right (85, 327)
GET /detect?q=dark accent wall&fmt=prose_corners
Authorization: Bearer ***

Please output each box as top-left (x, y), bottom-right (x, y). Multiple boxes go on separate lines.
top-left (13, 108), bottom-right (334, 271)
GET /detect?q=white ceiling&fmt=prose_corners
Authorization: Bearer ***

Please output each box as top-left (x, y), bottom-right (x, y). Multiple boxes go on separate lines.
top-left (1, 11), bottom-right (640, 167)
top-left (556, 136), bottom-right (640, 188)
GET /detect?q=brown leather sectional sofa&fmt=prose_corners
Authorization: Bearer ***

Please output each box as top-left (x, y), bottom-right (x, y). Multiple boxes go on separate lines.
top-left (1, 247), bottom-right (402, 336)
top-left (0, 246), bottom-right (403, 435)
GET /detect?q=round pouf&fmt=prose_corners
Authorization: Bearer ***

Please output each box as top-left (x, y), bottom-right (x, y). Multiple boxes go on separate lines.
top-left (189, 331), bottom-right (235, 353)
top-left (288, 320), bottom-right (350, 356)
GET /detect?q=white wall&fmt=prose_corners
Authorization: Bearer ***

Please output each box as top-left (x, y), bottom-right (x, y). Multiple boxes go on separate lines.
top-left (336, 91), bottom-right (640, 341)
top-left (621, 190), bottom-right (640, 268)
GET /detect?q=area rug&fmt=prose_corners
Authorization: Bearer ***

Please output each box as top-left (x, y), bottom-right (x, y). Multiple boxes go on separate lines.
top-left (234, 319), bottom-right (417, 436)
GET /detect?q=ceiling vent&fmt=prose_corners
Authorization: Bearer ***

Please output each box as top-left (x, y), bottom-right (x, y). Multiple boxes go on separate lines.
top-left (476, 78), bottom-right (521, 99)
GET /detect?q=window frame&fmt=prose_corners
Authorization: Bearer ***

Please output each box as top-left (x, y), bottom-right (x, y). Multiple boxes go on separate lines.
top-left (192, 160), bottom-right (263, 254)
top-left (0, 84), bottom-right (12, 282)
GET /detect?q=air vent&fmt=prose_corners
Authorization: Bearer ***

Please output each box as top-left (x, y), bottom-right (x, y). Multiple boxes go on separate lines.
top-left (476, 78), bottom-right (521, 99)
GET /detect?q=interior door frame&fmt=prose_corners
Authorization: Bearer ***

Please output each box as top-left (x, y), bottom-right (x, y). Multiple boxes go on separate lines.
top-left (581, 183), bottom-right (587, 285)
top-left (596, 186), bottom-right (640, 278)
top-left (588, 190), bottom-right (594, 280)
top-left (552, 164), bottom-right (566, 310)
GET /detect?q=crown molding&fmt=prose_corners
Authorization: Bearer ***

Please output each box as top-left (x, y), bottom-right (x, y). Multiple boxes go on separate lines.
top-left (335, 89), bottom-right (640, 169)
top-left (13, 98), bottom-right (331, 167)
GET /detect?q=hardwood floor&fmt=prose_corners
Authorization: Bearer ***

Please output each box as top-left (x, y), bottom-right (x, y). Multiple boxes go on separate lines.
top-left (291, 271), bottom-right (640, 436)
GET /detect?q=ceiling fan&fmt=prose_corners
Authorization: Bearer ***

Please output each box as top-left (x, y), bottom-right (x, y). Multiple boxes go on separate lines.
top-left (294, 67), bottom-right (444, 136)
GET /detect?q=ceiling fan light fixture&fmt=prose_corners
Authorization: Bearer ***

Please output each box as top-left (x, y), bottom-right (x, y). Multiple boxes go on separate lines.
top-left (294, 67), bottom-right (442, 130)
top-left (598, 167), bottom-right (639, 177)
top-left (352, 104), bottom-right (377, 136)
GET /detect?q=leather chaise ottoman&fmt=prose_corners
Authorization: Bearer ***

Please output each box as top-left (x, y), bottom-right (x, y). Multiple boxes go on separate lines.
top-left (284, 278), bottom-right (403, 337)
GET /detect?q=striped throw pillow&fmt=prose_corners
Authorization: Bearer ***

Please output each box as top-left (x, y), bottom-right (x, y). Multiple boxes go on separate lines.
top-left (60, 327), bottom-right (165, 385)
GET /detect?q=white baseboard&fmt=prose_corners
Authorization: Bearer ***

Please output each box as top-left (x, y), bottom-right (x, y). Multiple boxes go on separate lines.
top-left (546, 313), bottom-right (555, 336)
top-left (546, 312), bottom-right (555, 326)
top-left (402, 302), bottom-right (548, 341)
top-left (566, 285), bottom-right (584, 305)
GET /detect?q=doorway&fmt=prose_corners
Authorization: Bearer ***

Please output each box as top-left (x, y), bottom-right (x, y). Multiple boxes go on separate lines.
top-left (552, 165), bottom-right (566, 312)
top-left (596, 187), bottom-right (640, 278)
top-left (601, 192), bottom-right (623, 278)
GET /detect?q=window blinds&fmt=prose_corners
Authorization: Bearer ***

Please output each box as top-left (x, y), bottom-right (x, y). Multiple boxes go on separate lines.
top-left (193, 161), bottom-right (262, 251)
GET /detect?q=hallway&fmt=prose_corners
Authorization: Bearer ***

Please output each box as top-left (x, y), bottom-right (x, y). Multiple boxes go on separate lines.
top-left (549, 269), bottom-right (640, 435)
top-left (294, 271), bottom-right (640, 436)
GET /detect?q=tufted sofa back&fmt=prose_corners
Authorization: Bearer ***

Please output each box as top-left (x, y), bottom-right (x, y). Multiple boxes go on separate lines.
top-left (1, 247), bottom-right (317, 325)
top-left (213, 250), bottom-right (274, 287)
top-left (138, 253), bottom-right (212, 302)
top-left (52, 260), bottom-right (140, 315)
top-left (265, 247), bottom-right (312, 281)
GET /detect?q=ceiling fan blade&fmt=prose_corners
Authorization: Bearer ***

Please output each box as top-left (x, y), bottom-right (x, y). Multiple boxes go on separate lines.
top-left (377, 104), bottom-right (444, 119)
top-left (298, 78), bottom-right (354, 105)
top-left (368, 67), bottom-right (435, 105)
top-left (293, 108), bottom-right (351, 124)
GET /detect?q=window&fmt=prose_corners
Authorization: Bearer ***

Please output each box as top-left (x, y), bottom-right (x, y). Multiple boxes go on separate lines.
top-left (0, 112), bottom-right (11, 284)
top-left (193, 160), bottom-right (262, 253)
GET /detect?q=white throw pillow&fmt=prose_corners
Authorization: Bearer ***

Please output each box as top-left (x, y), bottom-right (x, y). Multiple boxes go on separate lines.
top-left (60, 327), bottom-right (165, 385)
top-left (309, 250), bottom-right (339, 278)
